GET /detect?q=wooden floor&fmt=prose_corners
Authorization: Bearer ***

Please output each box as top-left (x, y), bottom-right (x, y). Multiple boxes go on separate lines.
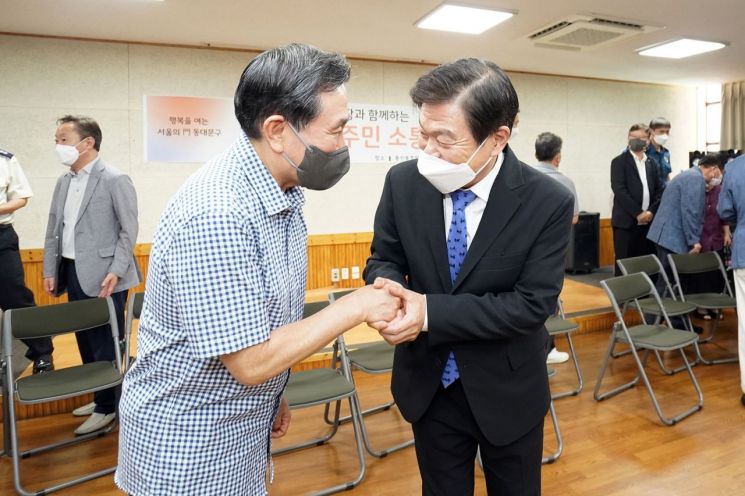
top-left (2, 310), bottom-right (744, 495)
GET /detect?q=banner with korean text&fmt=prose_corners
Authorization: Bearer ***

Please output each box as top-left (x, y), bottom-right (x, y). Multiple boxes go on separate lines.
top-left (144, 96), bottom-right (241, 163)
top-left (345, 104), bottom-right (420, 163)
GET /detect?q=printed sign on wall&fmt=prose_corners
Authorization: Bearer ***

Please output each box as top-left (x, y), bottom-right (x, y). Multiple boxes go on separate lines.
top-left (345, 104), bottom-right (420, 163)
top-left (144, 96), bottom-right (241, 163)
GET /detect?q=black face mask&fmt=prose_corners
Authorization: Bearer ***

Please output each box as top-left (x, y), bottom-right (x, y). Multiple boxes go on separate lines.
top-left (283, 124), bottom-right (351, 191)
top-left (628, 138), bottom-right (647, 153)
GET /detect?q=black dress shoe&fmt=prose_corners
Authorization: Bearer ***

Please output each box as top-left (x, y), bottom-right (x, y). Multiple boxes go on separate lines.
top-left (32, 358), bottom-right (54, 374)
top-left (692, 325), bottom-right (704, 335)
top-left (741, 394), bottom-right (745, 407)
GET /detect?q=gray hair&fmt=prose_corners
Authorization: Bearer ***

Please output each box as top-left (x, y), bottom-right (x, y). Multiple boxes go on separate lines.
top-left (535, 132), bottom-right (562, 162)
top-left (234, 43), bottom-right (351, 139)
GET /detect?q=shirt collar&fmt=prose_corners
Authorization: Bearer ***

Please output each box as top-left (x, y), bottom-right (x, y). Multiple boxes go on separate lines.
top-left (67, 156), bottom-right (98, 177)
top-left (234, 132), bottom-right (304, 216)
top-left (467, 151), bottom-right (503, 203)
top-left (631, 152), bottom-right (647, 165)
top-left (535, 161), bottom-right (559, 172)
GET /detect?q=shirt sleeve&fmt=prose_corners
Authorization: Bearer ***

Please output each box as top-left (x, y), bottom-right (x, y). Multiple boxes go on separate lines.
top-left (7, 156), bottom-right (33, 200)
top-left (167, 211), bottom-right (271, 359)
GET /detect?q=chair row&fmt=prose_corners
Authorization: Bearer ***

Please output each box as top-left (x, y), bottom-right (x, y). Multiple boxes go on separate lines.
top-left (594, 252), bottom-right (736, 427)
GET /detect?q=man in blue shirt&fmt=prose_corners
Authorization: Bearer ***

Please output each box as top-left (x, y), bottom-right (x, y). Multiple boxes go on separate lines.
top-left (647, 117), bottom-right (672, 184)
top-left (116, 44), bottom-right (401, 495)
top-left (716, 154), bottom-right (745, 408)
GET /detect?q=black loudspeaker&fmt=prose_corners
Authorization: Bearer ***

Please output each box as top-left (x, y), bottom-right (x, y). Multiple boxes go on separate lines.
top-left (565, 212), bottom-right (599, 273)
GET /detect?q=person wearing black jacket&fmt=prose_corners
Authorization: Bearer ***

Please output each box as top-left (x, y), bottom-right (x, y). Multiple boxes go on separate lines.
top-left (611, 123), bottom-right (665, 275)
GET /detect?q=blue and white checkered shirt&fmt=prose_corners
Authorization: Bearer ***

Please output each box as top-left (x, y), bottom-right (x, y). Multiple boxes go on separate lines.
top-left (116, 133), bottom-right (307, 495)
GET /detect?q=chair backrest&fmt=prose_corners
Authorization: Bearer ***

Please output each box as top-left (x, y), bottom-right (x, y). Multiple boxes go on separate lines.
top-left (303, 300), bottom-right (330, 318)
top-left (601, 272), bottom-right (654, 305)
top-left (601, 272), bottom-right (668, 327)
top-left (668, 252), bottom-right (733, 297)
top-left (617, 254), bottom-right (674, 298)
top-left (328, 289), bottom-right (356, 303)
top-left (2, 297), bottom-right (121, 374)
top-left (123, 292), bottom-right (145, 370)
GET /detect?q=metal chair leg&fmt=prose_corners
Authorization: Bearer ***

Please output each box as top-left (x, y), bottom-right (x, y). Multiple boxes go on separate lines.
top-left (551, 333), bottom-right (583, 399)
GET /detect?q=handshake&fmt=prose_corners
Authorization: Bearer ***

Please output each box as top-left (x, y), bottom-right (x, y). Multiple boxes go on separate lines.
top-left (348, 277), bottom-right (426, 345)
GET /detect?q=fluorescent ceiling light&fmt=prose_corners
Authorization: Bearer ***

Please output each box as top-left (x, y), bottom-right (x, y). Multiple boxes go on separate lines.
top-left (638, 38), bottom-right (726, 59)
top-left (416, 3), bottom-right (514, 35)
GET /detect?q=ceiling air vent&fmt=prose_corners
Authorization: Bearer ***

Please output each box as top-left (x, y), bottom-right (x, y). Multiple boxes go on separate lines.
top-left (528, 15), bottom-right (663, 51)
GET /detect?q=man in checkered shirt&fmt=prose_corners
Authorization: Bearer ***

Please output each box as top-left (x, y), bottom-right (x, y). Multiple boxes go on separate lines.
top-left (116, 44), bottom-right (400, 495)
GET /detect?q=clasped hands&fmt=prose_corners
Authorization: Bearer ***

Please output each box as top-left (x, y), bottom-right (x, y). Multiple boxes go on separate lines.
top-left (363, 277), bottom-right (426, 345)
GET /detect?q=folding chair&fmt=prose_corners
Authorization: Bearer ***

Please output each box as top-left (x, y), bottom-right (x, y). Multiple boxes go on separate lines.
top-left (617, 255), bottom-right (700, 371)
top-left (123, 291), bottom-right (144, 371)
top-left (2, 297), bottom-right (124, 495)
top-left (545, 300), bottom-right (583, 399)
top-left (542, 368), bottom-right (563, 464)
top-left (321, 289), bottom-right (414, 458)
top-left (593, 273), bottom-right (703, 425)
top-left (272, 300), bottom-right (366, 495)
top-left (668, 252), bottom-right (738, 364)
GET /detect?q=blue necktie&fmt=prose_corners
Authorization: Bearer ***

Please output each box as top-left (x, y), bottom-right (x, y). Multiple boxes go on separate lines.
top-left (441, 189), bottom-right (476, 388)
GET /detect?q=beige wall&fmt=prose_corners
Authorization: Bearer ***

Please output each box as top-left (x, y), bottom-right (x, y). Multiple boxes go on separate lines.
top-left (0, 34), bottom-right (697, 248)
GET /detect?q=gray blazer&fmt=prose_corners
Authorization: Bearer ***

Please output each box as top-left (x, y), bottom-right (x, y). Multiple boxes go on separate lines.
top-left (646, 166), bottom-right (706, 254)
top-left (43, 159), bottom-right (140, 297)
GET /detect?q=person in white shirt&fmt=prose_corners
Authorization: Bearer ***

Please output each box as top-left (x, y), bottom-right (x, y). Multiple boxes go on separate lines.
top-left (0, 147), bottom-right (54, 373)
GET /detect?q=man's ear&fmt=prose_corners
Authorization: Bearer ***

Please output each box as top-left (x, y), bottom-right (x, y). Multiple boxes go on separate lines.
top-left (490, 126), bottom-right (511, 155)
top-left (261, 115), bottom-right (287, 154)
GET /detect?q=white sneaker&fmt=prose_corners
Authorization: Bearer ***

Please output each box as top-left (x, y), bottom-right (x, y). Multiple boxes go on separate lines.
top-left (74, 412), bottom-right (116, 435)
top-left (547, 348), bottom-right (569, 364)
top-left (72, 402), bottom-right (96, 417)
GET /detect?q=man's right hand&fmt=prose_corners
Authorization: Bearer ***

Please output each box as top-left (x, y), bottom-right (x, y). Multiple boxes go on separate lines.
top-left (43, 277), bottom-right (55, 295)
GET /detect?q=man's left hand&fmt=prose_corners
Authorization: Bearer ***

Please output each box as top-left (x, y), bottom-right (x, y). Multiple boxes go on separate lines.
top-left (98, 272), bottom-right (119, 298)
top-left (271, 397), bottom-right (292, 439)
top-left (377, 285), bottom-right (426, 345)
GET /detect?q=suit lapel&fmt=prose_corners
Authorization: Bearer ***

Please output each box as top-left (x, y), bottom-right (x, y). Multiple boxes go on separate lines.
top-left (415, 172), bottom-right (452, 291)
top-left (452, 148), bottom-right (523, 292)
top-left (76, 160), bottom-right (103, 226)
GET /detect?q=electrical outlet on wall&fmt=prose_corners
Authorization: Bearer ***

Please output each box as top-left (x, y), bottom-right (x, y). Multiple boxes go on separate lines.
top-left (341, 267), bottom-right (350, 280)
top-left (351, 266), bottom-right (360, 279)
top-left (331, 268), bottom-right (340, 282)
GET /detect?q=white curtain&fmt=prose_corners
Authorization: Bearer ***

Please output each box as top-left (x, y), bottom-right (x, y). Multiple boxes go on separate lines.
top-left (721, 81), bottom-right (745, 149)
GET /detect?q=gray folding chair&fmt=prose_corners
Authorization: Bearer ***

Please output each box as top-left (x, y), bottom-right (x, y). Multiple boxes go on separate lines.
top-left (668, 252), bottom-right (738, 364)
top-left (617, 255), bottom-right (700, 371)
top-left (594, 272), bottom-right (704, 425)
top-left (272, 300), bottom-right (366, 495)
top-left (322, 289), bottom-right (414, 458)
top-left (545, 300), bottom-right (583, 399)
top-left (123, 291), bottom-right (144, 371)
top-left (2, 298), bottom-right (124, 496)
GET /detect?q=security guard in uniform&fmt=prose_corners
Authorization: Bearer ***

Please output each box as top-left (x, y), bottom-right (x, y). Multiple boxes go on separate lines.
top-left (0, 147), bottom-right (54, 373)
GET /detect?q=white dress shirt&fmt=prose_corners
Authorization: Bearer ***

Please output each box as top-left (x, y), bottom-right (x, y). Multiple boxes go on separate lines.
top-left (423, 152), bottom-right (505, 330)
top-left (0, 154), bottom-right (33, 225)
top-left (632, 152), bottom-right (650, 211)
top-left (62, 158), bottom-right (98, 259)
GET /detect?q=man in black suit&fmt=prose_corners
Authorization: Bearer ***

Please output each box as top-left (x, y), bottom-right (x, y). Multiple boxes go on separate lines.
top-left (364, 59), bottom-right (574, 495)
top-left (611, 123), bottom-right (664, 275)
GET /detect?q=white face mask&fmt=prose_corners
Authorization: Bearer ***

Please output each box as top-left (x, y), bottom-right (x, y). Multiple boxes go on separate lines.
top-left (654, 134), bottom-right (669, 146)
top-left (709, 176), bottom-right (722, 187)
top-left (417, 139), bottom-right (494, 194)
top-left (55, 140), bottom-right (85, 167)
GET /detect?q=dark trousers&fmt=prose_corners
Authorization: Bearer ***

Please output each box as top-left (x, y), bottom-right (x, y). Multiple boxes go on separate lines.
top-left (412, 380), bottom-right (543, 496)
top-left (0, 225), bottom-right (53, 361)
top-left (613, 224), bottom-right (655, 276)
top-left (60, 258), bottom-right (126, 415)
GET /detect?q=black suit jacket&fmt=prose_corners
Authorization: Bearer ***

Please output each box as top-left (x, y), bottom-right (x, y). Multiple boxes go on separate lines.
top-left (610, 150), bottom-right (664, 229)
top-left (364, 146), bottom-right (574, 446)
